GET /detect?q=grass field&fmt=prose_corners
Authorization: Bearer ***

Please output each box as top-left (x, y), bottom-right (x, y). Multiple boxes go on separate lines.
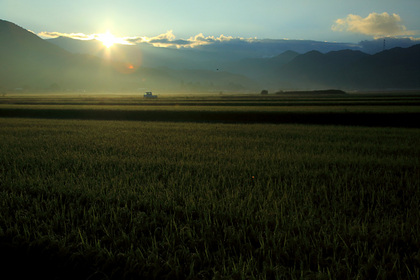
top-left (1, 92), bottom-right (420, 127)
top-left (0, 93), bottom-right (419, 279)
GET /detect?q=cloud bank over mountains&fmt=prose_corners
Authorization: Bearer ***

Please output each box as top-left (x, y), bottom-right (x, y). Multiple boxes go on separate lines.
top-left (125, 32), bottom-right (251, 49)
top-left (37, 11), bottom-right (419, 56)
top-left (39, 30), bottom-right (256, 49)
top-left (332, 12), bottom-right (418, 38)
top-left (38, 31), bottom-right (134, 45)
top-left (40, 30), bottom-right (420, 59)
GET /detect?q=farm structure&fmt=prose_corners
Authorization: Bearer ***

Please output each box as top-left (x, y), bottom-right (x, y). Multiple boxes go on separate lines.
top-left (144, 92), bottom-right (157, 99)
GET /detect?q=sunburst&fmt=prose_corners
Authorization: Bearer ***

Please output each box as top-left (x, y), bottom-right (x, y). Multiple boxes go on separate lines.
top-left (98, 30), bottom-right (118, 48)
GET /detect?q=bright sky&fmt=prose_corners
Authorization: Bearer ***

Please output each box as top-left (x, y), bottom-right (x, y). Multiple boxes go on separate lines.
top-left (1, 0), bottom-right (419, 45)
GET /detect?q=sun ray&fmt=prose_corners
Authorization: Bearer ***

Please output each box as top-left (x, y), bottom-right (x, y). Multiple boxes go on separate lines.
top-left (98, 30), bottom-right (117, 48)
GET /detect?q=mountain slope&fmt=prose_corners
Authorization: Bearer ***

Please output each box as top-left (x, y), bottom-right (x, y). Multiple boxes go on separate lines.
top-left (44, 27), bottom-right (420, 90)
top-left (47, 37), bottom-right (237, 70)
top-left (225, 50), bottom-right (299, 81)
top-left (0, 20), bottom-right (73, 88)
top-left (0, 20), bottom-right (128, 90)
top-left (0, 20), bottom-right (70, 58)
top-left (2, 19), bottom-right (418, 92)
top-left (347, 45), bottom-right (420, 88)
top-left (274, 46), bottom-right (420, 90)
top-left (1, 20), bottom-right (259, 92)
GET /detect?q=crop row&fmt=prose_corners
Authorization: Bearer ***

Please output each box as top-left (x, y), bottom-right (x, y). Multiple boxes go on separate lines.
top-left (0, 108), bottom-right (419, 127)
top-left (0, 118), bottom-right (419, 279)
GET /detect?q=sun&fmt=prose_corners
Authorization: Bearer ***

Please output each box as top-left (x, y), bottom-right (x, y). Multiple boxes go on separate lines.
top-left (98, 30), bottom-right (117, 48)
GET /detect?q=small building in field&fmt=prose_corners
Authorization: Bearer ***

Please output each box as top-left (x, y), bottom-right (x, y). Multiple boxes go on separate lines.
top-left (144, 92), bottom-right (157, 98)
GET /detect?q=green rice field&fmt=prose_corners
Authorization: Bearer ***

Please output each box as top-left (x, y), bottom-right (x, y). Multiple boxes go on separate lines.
top-left (0, 93), bottom-right (419, 279)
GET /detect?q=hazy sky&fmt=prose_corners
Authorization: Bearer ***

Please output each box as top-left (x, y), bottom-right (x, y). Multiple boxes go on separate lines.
top-left (1, 0), bottom-right (419, 45)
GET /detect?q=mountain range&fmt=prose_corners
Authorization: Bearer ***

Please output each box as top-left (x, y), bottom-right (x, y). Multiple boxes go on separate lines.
top-left (1, 19), bottom-right (419, 93)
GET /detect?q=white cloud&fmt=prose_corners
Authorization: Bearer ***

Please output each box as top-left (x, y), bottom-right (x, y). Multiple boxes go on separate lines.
top-left (38, 29), bottom-right (255, 49)
top-left (38, 31), bottom-right (135, 45)
top-left (332, 12), bottom-right (417, 38)
top-left (125, 31), bottom-right (255, 48)
top-left (127, 30), bottom-right (185, 47)
top-left (38, 31), bottom-right (95, 40)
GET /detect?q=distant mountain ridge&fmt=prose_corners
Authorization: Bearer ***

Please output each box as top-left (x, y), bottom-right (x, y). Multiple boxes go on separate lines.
top-left (1, 19), bottom-right (420, 92)
top-left (45, 31), bottom-right (420, 90)
top-left (0, 20), bottom-right (258, 92)
top-left (275, 45), bottom-right (420, 90)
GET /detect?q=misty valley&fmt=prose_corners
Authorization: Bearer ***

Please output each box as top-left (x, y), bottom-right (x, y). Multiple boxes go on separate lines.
top-left (1, 19), bottom-right (420, 94)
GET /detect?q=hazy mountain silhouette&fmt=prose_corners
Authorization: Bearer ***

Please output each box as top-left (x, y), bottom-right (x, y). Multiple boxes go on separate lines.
top-left (224, 50), bottom-right (299, 81)
top-left (0, 20), bottom-right (138, 90)
top-left (271, 50), bottom-right (370, 89)
top-left (47, 36), bottom-right (182, 69)
top-left (359, 37), bottom-right (420, 54)
top-left (44, 25), bottom-right (420, 91)
top-left (1, 19), bottom-right (419, 92)
top-left (346, 45), bottom-right (420, 89)
top-left (47, 36), bottom-right (268, 71)
top-left (273, 45), bottom-right (420, 90)
top-left (0, 19), bottom-right (72, 88)
top-left (48, 36), bottom-right (361, 72)
top-left (218, 45), bottom-right (420, 90)
top-left (0, 20), bottom-right (258, 92)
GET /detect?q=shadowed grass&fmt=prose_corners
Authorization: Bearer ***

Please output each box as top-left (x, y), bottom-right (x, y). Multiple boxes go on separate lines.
top-left (0, 118), bottom-right (419, 279)
top-left (0, 108), bottom-right (419, 127)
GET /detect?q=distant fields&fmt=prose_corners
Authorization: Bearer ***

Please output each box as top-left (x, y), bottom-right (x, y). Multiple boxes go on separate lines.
top-left (1, 92), bottom-right (420, 127)
top-left (0, 93), bottom-right (419, 279)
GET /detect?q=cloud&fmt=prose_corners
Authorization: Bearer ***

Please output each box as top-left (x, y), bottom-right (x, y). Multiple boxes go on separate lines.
top-left (38, 31), bottom-right (96, 40)
top-left (36, 29), bottom-right (364, 56)
top-left (38, 31), bottom-right (135, 45)
top-left (123, 30), bottom-right (253, 48)
top-left (37, 29), bottom-right (255, 48)
top-left (332, 12), bottom-right (417, 37)
top-left (135, 30), bottom-right (192, 48)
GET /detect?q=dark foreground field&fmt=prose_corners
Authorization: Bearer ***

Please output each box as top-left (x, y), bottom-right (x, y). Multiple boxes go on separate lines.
top-left (0, 93), bottom-right (419, 279)
top-left (0, 108), bottom-right (419, 127)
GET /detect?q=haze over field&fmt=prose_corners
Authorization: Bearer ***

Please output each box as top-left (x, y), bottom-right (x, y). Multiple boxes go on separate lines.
top-left (1, 0), bottom-right (419, 92)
